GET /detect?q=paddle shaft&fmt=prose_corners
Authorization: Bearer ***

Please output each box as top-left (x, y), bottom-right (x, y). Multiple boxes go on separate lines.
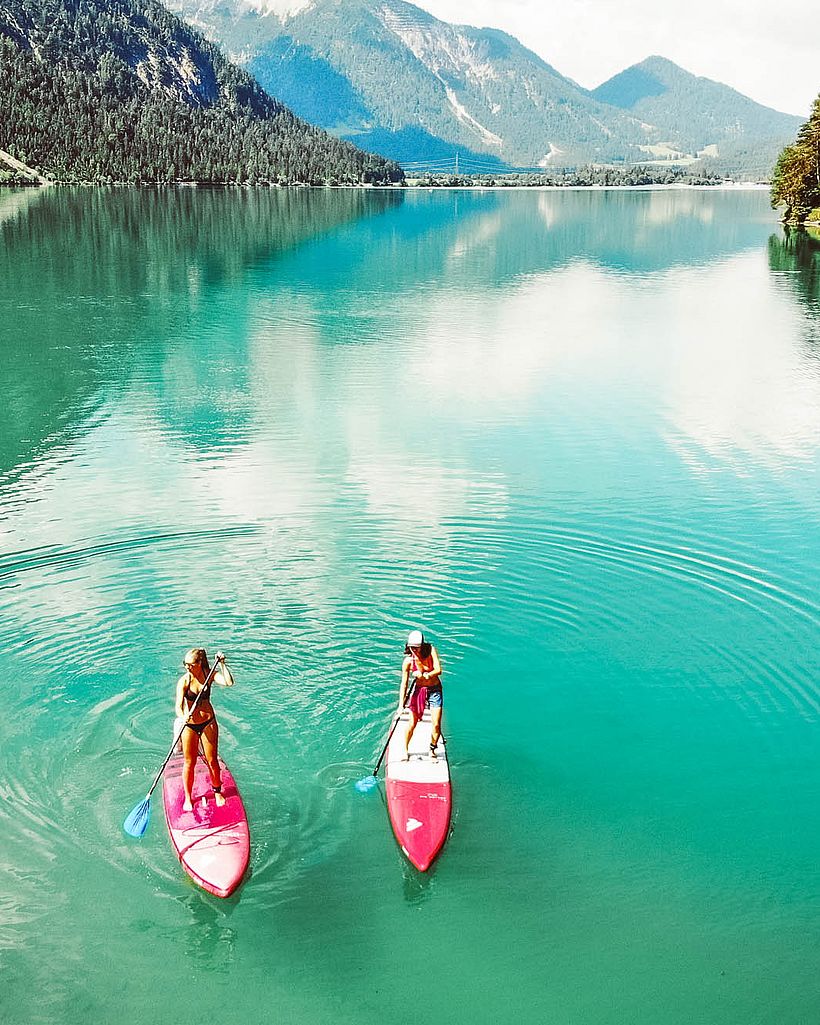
top-left (142, 659), bottom-right (222, 800)
top-left (371, 678), bottom-right (416, 778)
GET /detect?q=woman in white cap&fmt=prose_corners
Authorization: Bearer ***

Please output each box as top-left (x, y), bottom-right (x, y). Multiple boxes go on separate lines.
top-left (398, 629), bottom-right (443, 759)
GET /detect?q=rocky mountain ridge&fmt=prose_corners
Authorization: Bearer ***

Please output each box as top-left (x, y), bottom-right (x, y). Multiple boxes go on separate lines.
top-left (166, 0), bottom-right (802, 176)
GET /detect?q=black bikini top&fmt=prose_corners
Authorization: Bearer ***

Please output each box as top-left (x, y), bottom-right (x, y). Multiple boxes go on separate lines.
top-left (184, 674), bottom-right (211, 709)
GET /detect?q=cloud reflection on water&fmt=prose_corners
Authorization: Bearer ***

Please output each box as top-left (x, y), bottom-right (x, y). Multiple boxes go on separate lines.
top-left (2, 189), bottom-right (818, 660)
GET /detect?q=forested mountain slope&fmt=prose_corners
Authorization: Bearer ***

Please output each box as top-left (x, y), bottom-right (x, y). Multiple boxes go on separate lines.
top-left (0, 0), bottom-right (402, 184)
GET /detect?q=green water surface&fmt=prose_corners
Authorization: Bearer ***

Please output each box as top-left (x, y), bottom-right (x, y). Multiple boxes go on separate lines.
top-left (1, 186), bottom-right (819, 1025)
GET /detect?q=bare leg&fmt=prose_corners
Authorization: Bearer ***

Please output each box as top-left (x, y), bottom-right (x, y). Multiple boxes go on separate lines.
top-left (430, 707), bottom-right (443, 756)
top-left (181, 726), bottom-right (199, 811)
top-left (200, 721), bottom-right (225, 806)
top-left (404, 710), bottom-right (419, 760)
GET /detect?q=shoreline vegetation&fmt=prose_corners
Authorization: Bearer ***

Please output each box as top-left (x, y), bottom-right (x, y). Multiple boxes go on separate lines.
top-left (0, 176), bottom-right (773, 192)
top-left (0, 157), bottom-right (746, 191)
top-left (403, 167), bottom-right (726, 189)
top-left (770, 96), bottom-right (820, 227)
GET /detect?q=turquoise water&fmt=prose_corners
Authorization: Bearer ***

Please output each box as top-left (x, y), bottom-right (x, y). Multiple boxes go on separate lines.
top-left (1, 186), bottom-right (820, 1024)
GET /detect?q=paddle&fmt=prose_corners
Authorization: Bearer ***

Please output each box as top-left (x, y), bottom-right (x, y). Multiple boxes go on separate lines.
top-left (355, 679), bottom-right (416, 794)
top-left (123, 657), bottom-right (222, 838)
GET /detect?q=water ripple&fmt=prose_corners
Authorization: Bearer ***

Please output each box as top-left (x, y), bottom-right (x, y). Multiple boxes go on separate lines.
top-left (0, 525), bottom-right (261, 584)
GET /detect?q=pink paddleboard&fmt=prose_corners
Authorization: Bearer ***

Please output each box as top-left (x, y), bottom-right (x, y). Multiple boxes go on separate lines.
top-left (162, 753), bottom-right (249, 897)
top-left (385, 708), bottom-right (451, 871)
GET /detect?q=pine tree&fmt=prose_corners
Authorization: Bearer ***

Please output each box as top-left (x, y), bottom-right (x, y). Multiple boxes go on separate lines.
top-left (796, 96), bottom-right (820, 193)
top-left (771, 95), bottom-right (820, 223)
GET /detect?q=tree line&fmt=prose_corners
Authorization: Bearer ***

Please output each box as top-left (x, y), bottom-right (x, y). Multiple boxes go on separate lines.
top-left (407, 165), bottom-right (723, 188)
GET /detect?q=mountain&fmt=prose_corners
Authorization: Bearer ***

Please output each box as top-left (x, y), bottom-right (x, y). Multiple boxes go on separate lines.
top-left (164, 0), bottom-right (802, 177)
top-left (0, 0), bottom-right (402, 184)
top-left (165, 0), bottom-right (657, 169)
top-left (592, 57), bottom-right (803, 179)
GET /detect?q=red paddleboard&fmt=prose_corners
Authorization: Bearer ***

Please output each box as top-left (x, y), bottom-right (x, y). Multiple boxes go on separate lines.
top-left (385, 708), bottom-right (451, 871)
top-left (162, 753), bottom-right (249, 898)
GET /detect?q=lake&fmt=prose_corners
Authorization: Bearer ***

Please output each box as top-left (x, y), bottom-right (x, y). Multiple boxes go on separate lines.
top-left (1, 185), bottom-right (819, 1025)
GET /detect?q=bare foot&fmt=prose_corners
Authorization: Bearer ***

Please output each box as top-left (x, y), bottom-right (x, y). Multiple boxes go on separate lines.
top-left (183, 798), bottom-right (193, 812)
top-left (214, 791), bottom-right (226, 807)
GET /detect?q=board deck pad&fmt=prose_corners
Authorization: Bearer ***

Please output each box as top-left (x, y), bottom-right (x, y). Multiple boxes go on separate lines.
top-left (162, 753), bottom-right (249, 898)
top-left (385, 708), bottom-right (451, 871)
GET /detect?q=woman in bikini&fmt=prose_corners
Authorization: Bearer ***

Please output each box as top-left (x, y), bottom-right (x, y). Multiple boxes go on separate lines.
top-left (175, 648), bottom-right (235, 811)
top-left (398, 629), bottom-right (443, 760)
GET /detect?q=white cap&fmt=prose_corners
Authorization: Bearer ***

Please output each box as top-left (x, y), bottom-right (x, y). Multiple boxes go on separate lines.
top-left (407, 629), bottom-right (424, 647)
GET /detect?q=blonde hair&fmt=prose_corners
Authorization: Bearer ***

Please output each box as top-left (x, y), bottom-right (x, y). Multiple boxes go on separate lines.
top-left (183, 648), bottom-right (210, 674)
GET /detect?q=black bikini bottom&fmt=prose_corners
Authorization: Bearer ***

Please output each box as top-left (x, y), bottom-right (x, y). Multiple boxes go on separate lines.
top-left (185, 716), bottom-right (214, 736)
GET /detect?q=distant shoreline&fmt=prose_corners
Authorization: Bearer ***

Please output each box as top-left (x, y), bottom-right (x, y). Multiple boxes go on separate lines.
top-left (0, 181), bottom-right (772, 192)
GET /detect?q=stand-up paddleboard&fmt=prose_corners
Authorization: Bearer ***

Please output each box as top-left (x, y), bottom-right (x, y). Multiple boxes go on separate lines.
top-left (162, 753), bottom-right (249, 897)
top-left (385, 707), bottom-right (451, 871)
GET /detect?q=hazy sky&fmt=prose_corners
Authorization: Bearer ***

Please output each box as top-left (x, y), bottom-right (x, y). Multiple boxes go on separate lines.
top-left (407, 0), bottom-right (817, 117)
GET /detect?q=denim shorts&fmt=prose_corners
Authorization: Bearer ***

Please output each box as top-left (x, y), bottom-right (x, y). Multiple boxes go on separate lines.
top-left (427, 686), bottom-right (443, 709)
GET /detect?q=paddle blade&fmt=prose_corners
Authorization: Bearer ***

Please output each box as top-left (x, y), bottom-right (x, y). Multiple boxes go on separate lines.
top-left (123, 797), bottom-right (151, 837)
top-left (354, 775), bottom-right (379, 794)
